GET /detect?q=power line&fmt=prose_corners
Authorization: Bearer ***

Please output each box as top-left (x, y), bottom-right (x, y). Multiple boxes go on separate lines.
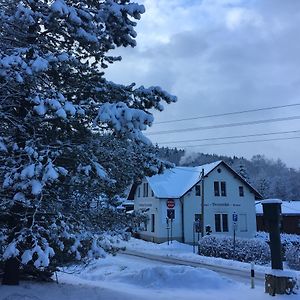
top-left (146, 115), bottom-right (300, 136)
top-left (157, 129), bottom-right (300, 145)
top-left (155, 103), bottom-right (300, 124)
top-left (165, 136), bottom-right (300, 148)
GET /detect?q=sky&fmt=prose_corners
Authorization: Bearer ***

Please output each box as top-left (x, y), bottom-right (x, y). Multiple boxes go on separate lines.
top-left (105, 0), bottom-right (300, 169)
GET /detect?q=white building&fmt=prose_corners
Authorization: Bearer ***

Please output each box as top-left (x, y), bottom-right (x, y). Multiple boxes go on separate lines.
top-left (128, 160), bottom-right (262, 243)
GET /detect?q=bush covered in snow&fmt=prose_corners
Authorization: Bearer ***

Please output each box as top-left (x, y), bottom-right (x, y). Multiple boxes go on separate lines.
top-left (255, 231), bottom-right (300, 245)
top-left (285, 244), bottom-right (300, 270)
top-left (255, 231), bottom-right (300, 269)
top-left (198, 235), bottom-right (271, 265)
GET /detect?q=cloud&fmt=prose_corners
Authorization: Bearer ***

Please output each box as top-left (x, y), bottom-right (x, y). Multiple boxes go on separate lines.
top-left (105, 0), bottom-right (300, 168)
top-left (225, 8), bottom-right (263, 30)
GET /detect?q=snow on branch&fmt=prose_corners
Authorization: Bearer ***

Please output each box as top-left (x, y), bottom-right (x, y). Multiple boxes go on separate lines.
top-left (3, 157), bottom-right (68, 199)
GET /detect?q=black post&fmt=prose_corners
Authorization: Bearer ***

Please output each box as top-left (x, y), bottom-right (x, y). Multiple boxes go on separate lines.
top-left (193, 222), bottom-right (195, 253)
top-left (233, 227), bottom-right (236, 258)
top-left (166, 218), bottom-right (170, 245)
top-left (170, 219), bottom-right (173, 244)
top-left (262, 201), bottom-right (283, 270)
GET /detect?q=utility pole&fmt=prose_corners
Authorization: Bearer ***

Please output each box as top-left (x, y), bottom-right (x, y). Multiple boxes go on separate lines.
top-left (201, 168), bottom-right (205, 237)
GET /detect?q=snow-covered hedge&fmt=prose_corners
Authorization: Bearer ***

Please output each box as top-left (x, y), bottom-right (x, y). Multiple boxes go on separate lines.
top-left (255, 231), bottom-right (300, 245)
top-left (198, 235), bottom-right (271, 265)
top-left (285, 244), bottom-right (300, 270)
top-left (255, 232), bottom-right (300, 270)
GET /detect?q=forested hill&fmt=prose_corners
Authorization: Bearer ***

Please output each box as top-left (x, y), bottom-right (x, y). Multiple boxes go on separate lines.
top-left (157, 147), bottom-right (300, 201)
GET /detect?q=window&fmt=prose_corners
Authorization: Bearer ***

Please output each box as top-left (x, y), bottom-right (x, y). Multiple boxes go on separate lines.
top-left (215, 214), bottom-right (221, 232)
top-left (144, 220), bottom-right (148, 231)
top-left (239, 186), bottom-right (244, 197)
top-left (151, 214), bottom-right (155, 232)
top-left (221, 181), bottom-right (226, 196)
top-left (239, 214), bottom-right (247, 232)
top-left (214, 181), bottom-right (220, 196)
top-left (214, 182), bottom-right (226, 197)
top-left (195, 185), bottom-right (201, 196)
top-left (222, 214), bottom-right (228, 232)
top-left (215, 214), bottom-right (228, 232)
top-left (195, 214), bottom-right (202, 221)
top-left (137, 187), bottom-right (140, 197)
top-left (194, 214), bottom-right (202, 232)
top-left (143, 183), bottom-right (149, 197)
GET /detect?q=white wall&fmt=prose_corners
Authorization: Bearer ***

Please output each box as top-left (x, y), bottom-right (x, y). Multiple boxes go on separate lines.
top-left (133, 164), bottom-right (257, 244)
top-left (134, 178), bottom-right (183, 242)
top-left (183, 165), bottom-right (256, 243)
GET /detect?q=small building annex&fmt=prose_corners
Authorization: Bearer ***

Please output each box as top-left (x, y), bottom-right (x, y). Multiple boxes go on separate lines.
top-left (128, 160), bottom-right (262, 243)
top-left (256, 200), bottom-right (300, 235)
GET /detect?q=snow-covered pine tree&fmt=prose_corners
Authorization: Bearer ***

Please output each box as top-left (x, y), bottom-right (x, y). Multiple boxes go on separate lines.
top-left (0, 0), bottom-right (176, 284)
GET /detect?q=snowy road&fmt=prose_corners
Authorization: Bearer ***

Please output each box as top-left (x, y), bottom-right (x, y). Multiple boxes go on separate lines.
top-left (121, 249), bottom-right (265, 285)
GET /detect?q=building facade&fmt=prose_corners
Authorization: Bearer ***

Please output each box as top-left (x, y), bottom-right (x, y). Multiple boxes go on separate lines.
top-left (256, 200), bottom-right (300, 235)
top-left (129, 160), bottom-right (262, 243)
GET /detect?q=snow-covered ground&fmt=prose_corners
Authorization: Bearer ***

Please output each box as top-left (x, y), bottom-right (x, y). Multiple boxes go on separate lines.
top-left (120, 237), bottom-right (300, 275)
top-left (1, 238), bottom-right (299, 300)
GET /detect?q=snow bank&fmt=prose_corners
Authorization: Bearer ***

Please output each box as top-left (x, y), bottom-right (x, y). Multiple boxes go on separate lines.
top-left (116, 265), bottom-right (234, 289)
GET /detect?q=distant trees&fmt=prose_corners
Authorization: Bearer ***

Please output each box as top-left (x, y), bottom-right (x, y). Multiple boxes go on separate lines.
top-left (159, 149), bottom-right (300, 200)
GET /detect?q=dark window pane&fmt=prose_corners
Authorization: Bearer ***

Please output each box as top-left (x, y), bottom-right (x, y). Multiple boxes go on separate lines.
top-left (195, 214), bottom-right (202, 221)
top-left (221, 181), bottom-right (226, 196)
top-left (215, 214), bottom-right (221, 232)
top-left (195, 185), bottom-right (201, 196)
top-left (151, 214), bottom-right (155, 232)
top-left (222, 214), bottom-right (228, 232)
top-left (214, 182), bottom-right (220, 196)
top-left (239, 186), bottom-right (244, 197)
top-left (143, 183), bottom-right (148, 197)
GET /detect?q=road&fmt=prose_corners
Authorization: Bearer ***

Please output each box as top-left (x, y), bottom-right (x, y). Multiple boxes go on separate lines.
top-left (121, 249), bottom-right (265, 286)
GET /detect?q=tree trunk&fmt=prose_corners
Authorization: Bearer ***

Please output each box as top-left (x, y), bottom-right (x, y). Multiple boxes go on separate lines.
top-left (2, 257), bottom-right (20, 285)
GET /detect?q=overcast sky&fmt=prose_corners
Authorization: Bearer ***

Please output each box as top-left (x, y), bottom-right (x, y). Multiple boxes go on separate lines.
top-left (105, 0), bottom-right (300, 169)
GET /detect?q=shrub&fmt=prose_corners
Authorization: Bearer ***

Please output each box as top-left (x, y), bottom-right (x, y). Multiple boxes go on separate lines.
top-left (198, 235), bottom-right (271, 265)
top-left (285, 244), bottom-right (300, 270)
top-left (256, 231), bottom-right (300, 269)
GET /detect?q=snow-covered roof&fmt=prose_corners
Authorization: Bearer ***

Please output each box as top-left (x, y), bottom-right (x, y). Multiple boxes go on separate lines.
top-left (256, 200), bottom-right (300, 215)
top-left (146, 161), bottom-right (222, 198)
top-left (261, 199), bottom-right (282, 205)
